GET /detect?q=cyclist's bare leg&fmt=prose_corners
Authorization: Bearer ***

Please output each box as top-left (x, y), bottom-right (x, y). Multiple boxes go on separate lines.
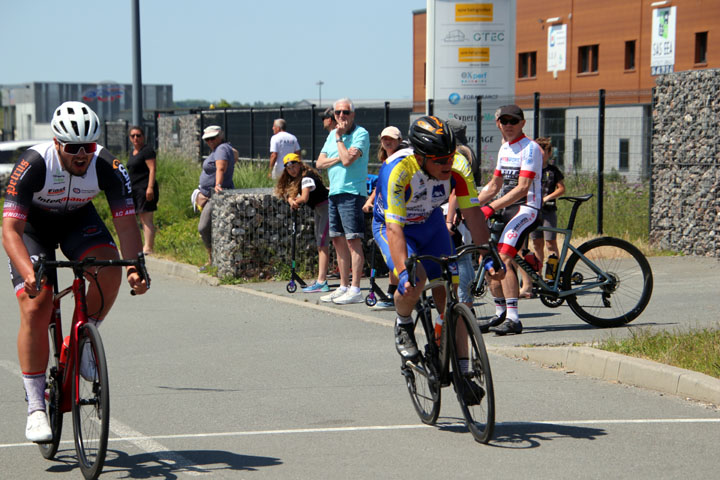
top-left (499, 254), bottom-right (519, 299)
top-left (17, 290), bottom-right (54, 374)
top-left (83, 246), bottom-right (122, 322)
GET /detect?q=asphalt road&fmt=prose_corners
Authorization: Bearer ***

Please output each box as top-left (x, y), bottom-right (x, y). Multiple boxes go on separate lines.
top-left (1, 249), bottom-right (719, 479)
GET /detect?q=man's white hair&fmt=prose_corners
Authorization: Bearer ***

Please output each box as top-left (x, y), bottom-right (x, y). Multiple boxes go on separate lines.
top-left (333, 98), bottom-right (355, 112)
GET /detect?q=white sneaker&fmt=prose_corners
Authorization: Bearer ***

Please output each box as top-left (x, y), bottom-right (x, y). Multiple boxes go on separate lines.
top-left (80, 342), bottom-right (97, 382)
top-left (332, 289), bottom-right (364, 305)
top-left (320, 288), bottom-right (347, 303)
top-left (26, 410), bottom-right (52, 442)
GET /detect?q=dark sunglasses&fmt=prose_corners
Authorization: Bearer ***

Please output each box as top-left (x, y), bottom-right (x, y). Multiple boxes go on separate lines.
top-left (334, 110), bottom-right (352, 116)
top-left (427, 153), bottom-right (454, 166)
top-left (61, 142), bottom-right (97, 155)
top-left (130, 133), bottom-right (143, 138)
top-left (499, 117), bottom-right (520, 125)
top-left (285, 161), bottom-right (300, 168)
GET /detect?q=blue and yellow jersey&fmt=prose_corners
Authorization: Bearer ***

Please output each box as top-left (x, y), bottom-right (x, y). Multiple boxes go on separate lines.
top-left (373, 148), bottom-right (479, 227)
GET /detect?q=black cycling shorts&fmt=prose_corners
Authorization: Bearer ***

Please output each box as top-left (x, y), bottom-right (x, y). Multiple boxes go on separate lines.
top-left (8, 204), bottom-right (117, 296)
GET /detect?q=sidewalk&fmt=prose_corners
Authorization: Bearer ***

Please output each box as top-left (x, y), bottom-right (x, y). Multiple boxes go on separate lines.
top-left (145, 255), bottom-right (720, 407)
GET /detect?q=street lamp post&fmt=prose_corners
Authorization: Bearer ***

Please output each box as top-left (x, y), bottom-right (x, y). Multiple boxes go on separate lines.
top-left (316, 80), bottom-right (324, 108)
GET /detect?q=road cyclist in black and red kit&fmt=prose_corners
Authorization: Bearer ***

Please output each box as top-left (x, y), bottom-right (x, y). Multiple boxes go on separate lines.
top-left (2, 101), bottom-right (149, 443)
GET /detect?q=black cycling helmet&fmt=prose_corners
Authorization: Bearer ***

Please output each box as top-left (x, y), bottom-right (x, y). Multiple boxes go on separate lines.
top-left (408, 115), bottom-right (456, 158)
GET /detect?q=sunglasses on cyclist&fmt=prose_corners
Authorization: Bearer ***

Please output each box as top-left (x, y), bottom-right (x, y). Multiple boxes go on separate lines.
top-left (499, 117), bottom-right (521, 126)
top-left (61, 142), bottom-right (97, 155)
top-left (334, 110), bottom-right (352, 116)
top-left (130, 133), bottom-right (143, 138)
top-left (426, 153), bottom-right (454, 166)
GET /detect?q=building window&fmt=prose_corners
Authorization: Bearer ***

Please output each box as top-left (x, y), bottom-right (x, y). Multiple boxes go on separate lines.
top-left (695, 32), bottom-right (708, 64)
top-left (518, 52), bottom-right (537, 79)
top-left (578, 45), bottom-right (599, 74)
top-left (624, 40), bottom-right (636, 71)
top-left (619, 139), bottom-right (629, 171)
top-left (573, 138), bottom-right (582, 170)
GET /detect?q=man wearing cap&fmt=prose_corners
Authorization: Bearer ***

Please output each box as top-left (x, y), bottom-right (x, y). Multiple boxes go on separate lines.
top-left (315, 98), bottom-right (369, 305)
top-left (269, 119), bottom-right (301, 180)
top-left (320, 107), bottom-right (337, 133)
top-left (198, 125), bottom-right (235, 269)
top-left (477, 104), bottom-right (543, 335)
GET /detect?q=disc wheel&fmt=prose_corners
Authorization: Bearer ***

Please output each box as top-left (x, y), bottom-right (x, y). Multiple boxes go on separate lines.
top-left (72, 324), bottom-right (109, 480)
top-left (39, 325), bottom-right (63, 460)
top-left (563, 237), bottom-right (653, 327)
top-left (404, 309), bottom-right (441, 424)
top-left (450, 303), bottom-right (495, 444)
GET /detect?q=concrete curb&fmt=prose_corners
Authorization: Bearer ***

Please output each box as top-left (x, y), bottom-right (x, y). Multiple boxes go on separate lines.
top-left (146, 255), bottom-right (720, 407)
top-left (490, 345), bottom-right (720, 406)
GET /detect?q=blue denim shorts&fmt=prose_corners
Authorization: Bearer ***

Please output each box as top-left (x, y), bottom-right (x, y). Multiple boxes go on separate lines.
top-left (328, 193), bottom-right (366, 239)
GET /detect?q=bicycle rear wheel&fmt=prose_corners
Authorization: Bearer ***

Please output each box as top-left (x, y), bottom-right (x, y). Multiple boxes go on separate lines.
top-left (403, 308), bottom-right (441, 425)
top-left (470, 268), bottom-right (495, 326)
top-left (563, 237), bottom-right (653, 328)
top-left (39, 324), bottom-right (63, 459)
top-left (450, 303), bottom-right (495, 444)
top-left (72, 323), bottom-right (109, 480)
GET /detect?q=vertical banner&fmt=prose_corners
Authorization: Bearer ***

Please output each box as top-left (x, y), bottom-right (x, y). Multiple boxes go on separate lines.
top-left (547, 24), bottom-right (567, 73)
top-left (427, 0), bottom-right (516, 166)
top-left (650, 6), bottom-right (676, 75)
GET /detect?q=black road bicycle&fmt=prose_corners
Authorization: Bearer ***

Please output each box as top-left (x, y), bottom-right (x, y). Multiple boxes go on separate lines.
top-left (472, 194), bottom-right (654, 328)
top-left (402, 243), bottom-right (498, 443)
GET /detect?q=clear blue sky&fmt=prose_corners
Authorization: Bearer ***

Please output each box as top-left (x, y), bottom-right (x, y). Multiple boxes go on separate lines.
top-left (2, 0), bottom-right (426, 104)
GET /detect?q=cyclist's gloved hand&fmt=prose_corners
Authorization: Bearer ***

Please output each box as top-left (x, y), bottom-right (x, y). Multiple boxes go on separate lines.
top-left (481, 204), bottom-right (495, 220)
top-left (398, 269), bottom-right (417, 296)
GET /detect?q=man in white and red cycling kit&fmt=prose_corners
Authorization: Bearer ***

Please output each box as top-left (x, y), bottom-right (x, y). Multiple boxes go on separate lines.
top-left (2, 101), bottom-right (148, 442)
top-left (477, 104), bottom-right (543, 335)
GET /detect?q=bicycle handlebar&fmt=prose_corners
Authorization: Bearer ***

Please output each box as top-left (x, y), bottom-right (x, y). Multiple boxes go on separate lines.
top-left (404, 242), bottom-right (501, 289)
top-left (32, 252), bottom-right (151, 297)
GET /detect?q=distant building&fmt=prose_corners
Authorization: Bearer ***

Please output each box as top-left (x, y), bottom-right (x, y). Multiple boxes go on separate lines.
top-left (0, 81), bottom-right (173, 141)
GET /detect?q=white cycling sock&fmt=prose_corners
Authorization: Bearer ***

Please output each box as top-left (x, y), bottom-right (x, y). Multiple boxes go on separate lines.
top-left (23, 372), bottom-right (46, 414)
top-left (494, 297), bottom-right (506, 317)
top-left (396, 315), bottom-right (413, 326)
top-left (506, 298), bottom-right (519, 322)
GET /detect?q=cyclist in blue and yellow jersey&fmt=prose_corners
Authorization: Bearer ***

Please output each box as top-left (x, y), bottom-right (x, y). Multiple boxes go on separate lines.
top-left (372, 116), bottom-right (502, 397)
top-left (2, 101), bottom-right (149, 442)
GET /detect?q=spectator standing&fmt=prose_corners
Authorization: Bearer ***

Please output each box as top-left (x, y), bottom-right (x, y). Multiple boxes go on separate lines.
top-left (477, 105), bottom-right (543, 335)
top-left (269, 118), bottom-right (301, 180)
top-left (320, 107), bottom-right (337, 133)
top-left (127, 126), bottom-right (158, 255)
top-left (529, 137), bottom-right (565, 266)
top-left (198, 125), bottom-right (235, 270)
top-left (274, 153), bottom-right (330, 293)
top-left (446, 118), bottom-right (481, 186)
top-left (315, 98), bottom-right (369, 305)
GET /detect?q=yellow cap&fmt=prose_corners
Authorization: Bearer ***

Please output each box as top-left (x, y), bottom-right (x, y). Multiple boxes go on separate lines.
top-left (283, 153), bottom-right (301, 165)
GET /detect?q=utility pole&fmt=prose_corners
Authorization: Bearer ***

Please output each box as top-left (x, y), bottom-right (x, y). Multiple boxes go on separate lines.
top-left (131, 0), bottom-right (143, 126)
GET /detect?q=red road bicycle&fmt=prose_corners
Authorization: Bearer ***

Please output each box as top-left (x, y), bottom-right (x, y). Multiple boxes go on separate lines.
top-left (34, 253), bottom-right (149, 480)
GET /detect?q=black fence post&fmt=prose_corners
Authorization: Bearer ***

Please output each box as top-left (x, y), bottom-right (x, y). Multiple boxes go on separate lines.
top-left (249, 108), bottom-right (255, 159)
top-left (427, 99), bottom-right (434, 116)
top-left (597, 88), bottom-right (606, 235)
top-left (223, 108), bottom-right (228, 136)
top-left (279, 106), bottom-right (284, 119)
top-left (384, 101), bottom-right (390, 127)
top-left (104, 120), bottom-right (108, 148)
top-left (199, 110), bottom-right (204, 162)
top-left (124, 120), bottom-right (129, 155)
top-left (533, 91), bottom-right (540, 138)
top-left (649, 87), bottom-right (655, 238)
top-left (310, 104), bottom-right (316, 165)
top-left (153, 112), bottom-right (159, 150)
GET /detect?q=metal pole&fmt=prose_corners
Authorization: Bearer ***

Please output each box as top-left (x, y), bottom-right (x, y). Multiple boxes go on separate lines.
top-left (279, 106), bottom-right (284, 119)
top-left (427, 99), bottom-right (434, 116)
top-left (131, 0), bottom-right (143, 126)
top-left (249, 108), bottom-right (255, 158)
top-left (597, 88), bottom-right (605, 235)
top-left (223, 108), bottom-right (228, 137)
top-left (533, 92), bottom-right (540, 138)
top-left (384, 101), bottom-right (390, 127)
top-left (316, 80), bottom-right (324, 108)
top-left (199, 110), bottom-right (204, 162)
top-left (310, 104), bottom-right (316, 165)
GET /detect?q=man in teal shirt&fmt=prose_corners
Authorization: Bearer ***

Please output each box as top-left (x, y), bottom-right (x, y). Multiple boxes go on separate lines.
top-left (315, 98), bottom-right (369, 304)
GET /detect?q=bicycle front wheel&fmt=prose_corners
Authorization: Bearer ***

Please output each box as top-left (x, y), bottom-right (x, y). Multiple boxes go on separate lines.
top-left (72, 323), bottom-right (109, 480)
top-left (403, 308), bottom-right (441, 425)
top-left (39, 324), bottom-right (63, 460)
top-left (563, 237), bottom-right (653, 328)
top-left (450, 303), bottom-right (495, 444)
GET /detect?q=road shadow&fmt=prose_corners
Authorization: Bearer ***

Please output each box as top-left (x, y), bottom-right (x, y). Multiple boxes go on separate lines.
top-left (490, 421), bottom-right (607, 449)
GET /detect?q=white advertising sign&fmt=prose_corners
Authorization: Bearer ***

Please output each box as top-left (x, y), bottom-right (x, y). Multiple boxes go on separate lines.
top-left (547, 24), bottom-right (567, 72)
top-left (650, 7), bottom-right (676, 75)
top-left (427, 0), bottom-right (516, 165)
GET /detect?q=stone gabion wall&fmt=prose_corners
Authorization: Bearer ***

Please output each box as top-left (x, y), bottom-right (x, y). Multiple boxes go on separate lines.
top-left (157, 113), bottom-right (201, 161)
top-left (651, 69), bottom-right (719, 257)
top-left (211, 188), bottom-right (319, 279)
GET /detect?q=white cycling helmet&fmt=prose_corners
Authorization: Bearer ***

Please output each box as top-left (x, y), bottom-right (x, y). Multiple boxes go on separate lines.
top-left (51, 101), bottom-right (101, 143)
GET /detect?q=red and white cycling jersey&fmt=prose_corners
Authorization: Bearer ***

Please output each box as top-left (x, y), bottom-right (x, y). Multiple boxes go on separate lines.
top-left (3, 142), bottom-right (135, 221)
top-left (493, 134), bottom-right (543, 209)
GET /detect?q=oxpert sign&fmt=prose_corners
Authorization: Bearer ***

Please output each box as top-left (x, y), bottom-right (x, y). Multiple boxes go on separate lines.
top-left (650, 6), bottom-right (676, 75)
top-left (427, 0), bottom-right (516, 165)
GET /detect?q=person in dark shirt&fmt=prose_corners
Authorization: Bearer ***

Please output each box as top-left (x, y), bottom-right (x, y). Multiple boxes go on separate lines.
top-left (127, 126), bottom-right (159, 254)
top-left (530, 137), bottom-right (565, 266)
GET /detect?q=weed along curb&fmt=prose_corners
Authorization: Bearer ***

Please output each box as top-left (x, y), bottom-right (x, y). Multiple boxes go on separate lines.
top-left (490, 345), bottom-right (720, 406)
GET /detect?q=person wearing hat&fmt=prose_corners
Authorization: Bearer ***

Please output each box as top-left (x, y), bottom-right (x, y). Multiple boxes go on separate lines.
top-left (320, 107), bottom-right (337, 133)
top-left (361, 125), bottom-right (410, 310)
top-left (269, 118), bottom-right (301, 180)
top-left (274, 153), bottom-right (330, 293)
top-left (197, 125), bottom-right (235, 270)
top-left (477, 104), bottom-right (543, 335)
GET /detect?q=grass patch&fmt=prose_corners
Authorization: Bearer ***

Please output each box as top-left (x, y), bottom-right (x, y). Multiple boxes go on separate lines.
top-left (597, 327), bottom-right (720, 379)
